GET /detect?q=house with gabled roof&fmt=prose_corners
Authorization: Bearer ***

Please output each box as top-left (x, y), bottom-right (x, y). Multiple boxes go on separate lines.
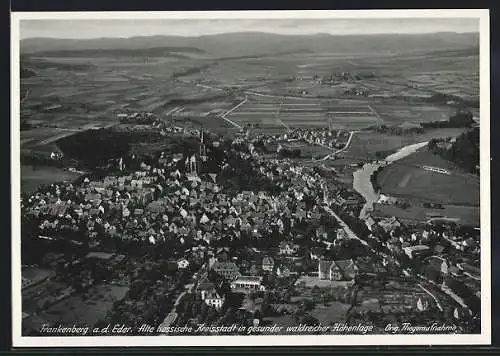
top-left (201, 288), bottom-right (225, 309)
top-left (279, 241), bottom-right (298, 255)
top-left (378, 216), bottom-right (403, 233)
top-left (177, 259), bottom-right (190, 269)
top-left (211, 261), bottom-right (241, 281)
top-left (364, 215), bottom-right (377, 231)
top-left (262, 256), bottom-right (275, 272)
top-left (276, 265), bottom-right (291, 278)
top-left (318, 259), bottom-right (359, 281)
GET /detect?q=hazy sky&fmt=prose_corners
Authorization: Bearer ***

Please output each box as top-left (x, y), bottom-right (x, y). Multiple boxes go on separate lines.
top-left (20, 18), bottom-right (479, 39)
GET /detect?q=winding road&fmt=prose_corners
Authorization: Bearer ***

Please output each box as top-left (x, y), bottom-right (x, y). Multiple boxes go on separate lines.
top-left (321, 131), bottom-right (357, 161)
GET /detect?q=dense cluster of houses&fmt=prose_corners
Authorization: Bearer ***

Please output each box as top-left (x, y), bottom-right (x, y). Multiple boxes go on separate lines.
top-left (252, 127), bottom-right (350, 151)
top-left (117, 111), bottom-right (162, 126)
top-left (22, 125), bottom-right (480, 322)
top-left (362, 213), bottom-right (480, 304)
top-left (23, 127), bottom-right (362, 259)
top-left (365, 214), bottom-right (480, 258)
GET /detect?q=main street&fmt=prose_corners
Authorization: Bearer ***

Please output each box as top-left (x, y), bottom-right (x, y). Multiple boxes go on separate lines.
top-left (323, 206), bottom-right (369, 247)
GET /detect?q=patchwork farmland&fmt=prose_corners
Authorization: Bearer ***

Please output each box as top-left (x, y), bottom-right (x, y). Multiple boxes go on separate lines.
top-left (225, 96), bottom-right (383, 130)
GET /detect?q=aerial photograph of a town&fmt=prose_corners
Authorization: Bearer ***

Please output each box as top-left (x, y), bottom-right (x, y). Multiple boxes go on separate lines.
top-left (14, 12), bottom-right (485, 342)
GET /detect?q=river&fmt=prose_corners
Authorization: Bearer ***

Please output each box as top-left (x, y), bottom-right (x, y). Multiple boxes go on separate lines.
top-left (352, 141), bottom-right (429, 220)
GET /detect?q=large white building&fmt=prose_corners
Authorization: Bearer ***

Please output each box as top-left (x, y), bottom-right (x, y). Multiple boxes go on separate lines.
top-left (230, 276), bottom-right (266, 291)
top-left (201, 288), bottom-right (225, 309)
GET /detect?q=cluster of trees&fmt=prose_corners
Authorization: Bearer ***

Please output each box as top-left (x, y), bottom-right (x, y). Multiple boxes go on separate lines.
top-left (426, 93), bottom-right (479, 109)
top-left (175, 293), bottom-right (219, 327)
top-left (370, 166), bottom-right (384, 192)
top-left (217, 307), bottom-right (255, 333)
top-left (56, 127), bottom-right (202, 170)
top-left (100, 267), bottom-right (190, 333)
top-left (375, 124), bottom-right (423, 136)
top-left (310, 284), bottom-right (358, 306)
top-left (444, 276), bottom-right (481, 315)
top-left (278, 148), bottom-right (301, 158)
top-left (324, 238), bottom-right (371, 261)
top-left (24, 56), bottom-right (95, 71)
top-left (56, 128), bottom-right (132, 167)
top-left (20, 66), bottom-right (36, 78)
top-left (420, 264), bottom-right (444, 285)
top-left (220, 151), bottom-right (281, 195)
top-left (331, 205), bottom-right (371, 240)
top-left (428, 127), bottom-right (479, 174)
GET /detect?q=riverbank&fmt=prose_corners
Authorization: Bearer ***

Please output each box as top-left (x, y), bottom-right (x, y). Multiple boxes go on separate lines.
top-left (352, 142), bottom-right (429, 219)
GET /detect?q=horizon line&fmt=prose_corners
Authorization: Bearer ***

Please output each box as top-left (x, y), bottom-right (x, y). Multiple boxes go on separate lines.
top-left (20, 30), bottom-right (480, 41)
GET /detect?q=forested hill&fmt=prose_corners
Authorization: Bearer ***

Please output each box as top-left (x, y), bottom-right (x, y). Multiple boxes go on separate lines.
top-left (428, 127), bottom-right (480, 174)
top-left (23, 46), bottom-right (205, 59)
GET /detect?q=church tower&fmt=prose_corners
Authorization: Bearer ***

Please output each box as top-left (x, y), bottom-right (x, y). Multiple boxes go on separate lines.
top-left (199, 128), bottom-right (208, 173)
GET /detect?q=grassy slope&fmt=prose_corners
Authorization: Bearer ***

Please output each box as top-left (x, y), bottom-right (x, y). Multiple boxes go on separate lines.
top-left (376, 149), bottom-right (479, 206)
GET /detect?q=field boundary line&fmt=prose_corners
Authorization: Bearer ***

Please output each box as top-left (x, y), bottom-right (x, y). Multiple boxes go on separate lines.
top-left (276, 118), bottom-right (290, 131)
top-left (367, 104), bottom-right (384, 123)
top-left (275, 99), bottom-right (290, 131)
top-left (219, 96), bottom-right (247, 130)
top-left (196, 83), bottom-right (224, 92)
top-left (165, 106), bottom-right (183, 116)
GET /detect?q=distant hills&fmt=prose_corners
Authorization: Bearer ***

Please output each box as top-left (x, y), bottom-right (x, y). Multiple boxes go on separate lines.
top-left (20, 32), bottom-right (479, 58)
top-left (25, 47), bottom-right (204, 59)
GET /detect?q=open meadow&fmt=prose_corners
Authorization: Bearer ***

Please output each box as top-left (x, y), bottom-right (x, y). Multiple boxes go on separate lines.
top-left (375, 149), bottom-right (480, 206)
top-left (342, 128), bottom-right (468, 161)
